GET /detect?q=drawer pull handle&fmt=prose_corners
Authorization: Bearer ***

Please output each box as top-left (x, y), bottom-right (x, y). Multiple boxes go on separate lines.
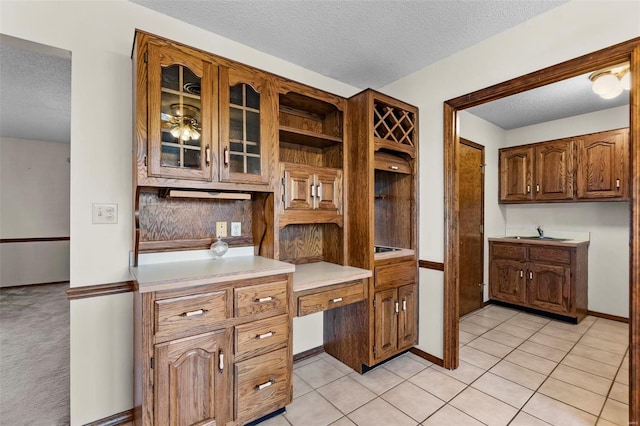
top-left (255, 380), bottom-right (273, 391)
top-left (536, 184), bottom-right (540, 193)
top-left (219, 350), bottom-right (224, 372)
top-left (616, 178), bottom-right (621, 189)
top-left (180, 309), bottom-right (208, 317)
top-left (529, 271), bottom-right (533, 280)
top-left (389, 165), bottom-right (399, 170)
top-left (205, 145), bottom-right (211, 166)
top-left (256, 296), bottom-right (273, 303)
top-left (256, 331), bottom-right (274, 340)
top-left (402, 299), bottom-right (407, 311)
top-left (331, 297), bottom-right (343, 303)
top-left (526, 185), bottom-right (531, 194)
top-left (520, 270), bottom-right (524, 278)
top-left (395, 301), bottom-right (399, 314)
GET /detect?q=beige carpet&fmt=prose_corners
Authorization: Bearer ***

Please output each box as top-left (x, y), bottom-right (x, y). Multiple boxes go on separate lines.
top-left (0, 283), bottom-right (70, 425)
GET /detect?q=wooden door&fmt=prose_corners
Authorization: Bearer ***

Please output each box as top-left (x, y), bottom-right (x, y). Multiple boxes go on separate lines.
top-left (576, 129), bottom-right (629, 199)
top-left (499, 146), bottom-right (533, 202)
top-left (154, 329), bottom-right (228, 426)
top-left (459, 140), bottom-right (484, 316)
top-left (147, 42), bottom-right (215, 181)
top-left (219, 66), bottom-right (273, 184)
top-left (527, 262), bottom-right (571, 314)
top-left (397, 284), bottom-right (417, 349)
top-left (535, 141), bottom-right (574, 201)
top-left (281, 163), bottom-right (314, 210)
top-left (490, 259), bottom-right (527, 304)
top-left (374, 289), bottom-right (397, 361)
top-left (314, 168), bottom-right (342, 212)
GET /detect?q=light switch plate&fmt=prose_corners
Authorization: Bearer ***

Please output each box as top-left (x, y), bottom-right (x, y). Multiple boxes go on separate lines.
top-left (92, 203), bottom-right (118, 224)
top-left (231, 222), bottom-right (241, 236)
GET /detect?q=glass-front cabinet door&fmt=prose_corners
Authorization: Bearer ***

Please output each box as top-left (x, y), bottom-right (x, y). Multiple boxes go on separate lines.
top-left (219, 67), bottom-right (272, 184)
top-left (147, 42), bottom-right (217, 181)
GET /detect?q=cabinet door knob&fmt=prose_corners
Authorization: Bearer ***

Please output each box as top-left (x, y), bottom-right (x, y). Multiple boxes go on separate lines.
top-left (526, 185), bottom-right (531, 194)
top-left (310, 184), bottom-right (316, 198)
top-left (520, 270), bottom-right (524, 278)
top-left (529, 271), bottom-right (533, 280)
top-left (218, 350), bottom-right (224, 372)
top-left (317, 182), bottom-right (323, 201)
top-left (402, 299), bottom-right (407, 311)
top-left (616, 178), bottom-right (621, 190)
top-left (395, 301), bottom-right (399, 314)
top-left (224, 147), bottom-right (230, 165)
top-left (536, 184), bottom-right (540, 193)
top-left (205, 145), bottom-right (211, 166)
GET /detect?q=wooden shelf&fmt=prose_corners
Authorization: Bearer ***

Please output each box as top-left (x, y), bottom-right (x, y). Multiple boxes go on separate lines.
top-left (374, 137), bottom-right (416, 158)
top-left (279, 125), bottom-right (342, 148)
top-left (278, 211), bottom-right (344, 229)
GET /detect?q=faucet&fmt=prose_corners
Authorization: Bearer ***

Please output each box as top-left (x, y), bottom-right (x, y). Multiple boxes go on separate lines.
top-left (536, 226), bottom-right (544, 237)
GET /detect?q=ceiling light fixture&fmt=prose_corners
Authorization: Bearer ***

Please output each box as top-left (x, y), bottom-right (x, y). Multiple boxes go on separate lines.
top-left (166, 104), bottom-right (201, 141)
top-left (589, 63), bottom-right (631, 99)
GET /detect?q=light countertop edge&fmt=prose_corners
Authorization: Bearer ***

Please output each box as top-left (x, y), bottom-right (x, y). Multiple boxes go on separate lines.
top-left (488, 237), bottom-right (590, 247)
top-left (374, 248), bottom-right (415, 261)
top-left (131, 256), bottom-right (296, 293)
top-left (293, 262), bottom-right (372, 294)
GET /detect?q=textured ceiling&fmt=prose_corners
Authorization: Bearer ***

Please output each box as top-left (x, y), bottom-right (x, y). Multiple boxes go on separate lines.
top-left (131, 0), bottom-right (567, 89)
top-left (468, 72), bottom-right (630, 130)
top-left (0, 40), bottom-right (71, 144)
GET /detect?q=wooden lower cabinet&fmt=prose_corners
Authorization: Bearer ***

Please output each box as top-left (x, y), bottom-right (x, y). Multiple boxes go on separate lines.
top-left (134, 273), bottom-right (293, 426)
top-left (154, 330), bottom-right (230, 426)
top-left (373, 283), bottom-right (417, 362)
top-left (489, 241), bottom-right (587, 321)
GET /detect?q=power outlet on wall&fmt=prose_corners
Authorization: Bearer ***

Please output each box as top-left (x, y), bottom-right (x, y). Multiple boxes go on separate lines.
top-left (92, 203), bottom-right (118, 224)
top-left (216, 221), bottom-right (228, 238)
top-left (231, 222), bottom-right (241, 237)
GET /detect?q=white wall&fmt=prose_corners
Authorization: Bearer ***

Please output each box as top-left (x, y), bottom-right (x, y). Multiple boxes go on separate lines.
top-left (381, 1), bottom-right (639, 358)
top-left (0, 1), bottom-right (358, 424)
top-left (503, 106), bottom-right (630, 317)
top-left (0, 137), bottom-right (70, 286)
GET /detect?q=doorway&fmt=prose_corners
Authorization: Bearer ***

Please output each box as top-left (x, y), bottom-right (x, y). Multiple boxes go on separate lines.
top-left (458, 139), bottom-right (485, 317)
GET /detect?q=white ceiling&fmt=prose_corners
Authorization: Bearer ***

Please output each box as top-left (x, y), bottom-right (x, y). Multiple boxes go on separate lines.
top-left (2, 1), bottom-right (628, 144)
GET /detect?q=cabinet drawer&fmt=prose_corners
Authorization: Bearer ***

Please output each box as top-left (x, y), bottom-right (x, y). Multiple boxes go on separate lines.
top-left (491, 243), bottom-right (526, 260)
top-left (155, 290), bottom-right (228, 341)
top-left (235, 280), bottom-right (288, 318)
top-left (529, 246), bottom-right (571, 264)
top-left (235, 347), bottom-right (290, 423)
top-left (235, 314), bottom-right (289, 359)
top-left (374, 152), bottom-right (411, 174)
top-left (375, 261), bottom-right (416, 289)
top-left (297, 281), bottom-right (365, 316)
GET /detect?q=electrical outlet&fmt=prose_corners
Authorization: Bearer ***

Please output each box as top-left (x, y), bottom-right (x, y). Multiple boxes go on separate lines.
top-left (216, 221), bottom-right (228, 238)
top-left (92, 203), bottom-right (118, 224)
top-left (231, 222), bottom-right (241, 237)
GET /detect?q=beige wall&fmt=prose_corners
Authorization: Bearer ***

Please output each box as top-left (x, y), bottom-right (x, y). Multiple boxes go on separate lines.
top-left (0, 137), bottom-right (70, 286)
top-left (382, 1), bottom-right (640, 357)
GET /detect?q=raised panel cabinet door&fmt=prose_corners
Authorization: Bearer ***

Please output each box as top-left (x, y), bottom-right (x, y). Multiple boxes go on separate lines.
top-left (535, 141), bottom-right (574, 201)
top-left (219, 66), bottom-right (274, 185)
top-left (374, 289), bottom-right (398, 361)
top-left (489, 259), bottom-right (527, 304)
top-left (314, 168), bottom-right (343, 212)
top-left (397, 284), bottom-right (417, 349)
top-left (281, 163), bottom-right (314, 210)
top-left (499, 146), bottom-right (533, 202)
top-left (147, 42), bottom-right (216, 181)
top-left (576, 129), bottom-right (629, 199)
top-left (154, 329), bottom-right (229, 426)
top-left (527, 263), bottom-right (571, 314)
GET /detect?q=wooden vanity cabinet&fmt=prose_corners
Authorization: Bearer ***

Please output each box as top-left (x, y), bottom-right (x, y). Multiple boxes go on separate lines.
top-left (373, 282), bottom-right (417, 362)
top-left (134, 273), bottom-right (294, 426)
top-left (489, 240), bottom-right (588, 322)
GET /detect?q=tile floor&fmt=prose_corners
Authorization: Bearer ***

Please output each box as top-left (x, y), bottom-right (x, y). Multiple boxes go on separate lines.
top-left (261, 305), bottom-right (630, 426)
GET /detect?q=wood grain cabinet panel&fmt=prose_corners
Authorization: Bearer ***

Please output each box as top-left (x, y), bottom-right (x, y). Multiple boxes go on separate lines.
top-left (234, 280), bottom-right (288, 318)
top-left (535, 140), bottom-right (574, 201)
top-left (154, 329), bottom-right (229, 426)
top-left (235, 314), bottom-right (289, 360)
top-left (397, 284), bottom-right (418, 349)
top-left (500, 146), bottom-right (533, 202)
top-left (374, 261), bottom-right (417, 289)
top-left (576, 129), bottom-right (629, 200)
top-left (297, 281), bottom-right (365, 317)
top-left (489, 240), bottom-right (587, 322)
top-left (234, 347), bottom-right (290, 424)
top-left (374, 288), bottom-right (398, 362)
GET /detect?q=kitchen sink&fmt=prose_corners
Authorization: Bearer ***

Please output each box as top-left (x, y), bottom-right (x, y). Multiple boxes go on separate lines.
top-left (505, 236), bottom-right (568, 241)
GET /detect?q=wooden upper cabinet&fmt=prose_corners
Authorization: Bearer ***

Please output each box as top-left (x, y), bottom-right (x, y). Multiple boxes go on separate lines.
top-left (147, 42), bottom-right (216, 181)
top-left (499, 146), bottom-right (533, 202)
top-left (535, 141), bottom-right (574, 201)
top-left (219, 66), bottom-right (273, 185)
top-left (576, 129), bottom-right (629, 200)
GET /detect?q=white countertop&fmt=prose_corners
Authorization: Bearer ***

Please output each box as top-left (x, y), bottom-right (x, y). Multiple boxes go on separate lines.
top-left (292, 262), bottom-right (372, 294)
top-left (374, 248), bottom-right (415, 261)
top-left (488, 236), bottom-right (589, 247)
top-left (131, 255), bottom-right (295, 293)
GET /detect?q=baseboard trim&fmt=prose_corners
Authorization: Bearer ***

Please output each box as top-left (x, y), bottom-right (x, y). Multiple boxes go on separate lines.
top-left (0, 236), bottom-right (70, 243)
top-left (84, 409), bottom-right (134, 426)
top-left (587, 310), bottom-right (629, 323)
top-left (409, 347), bottom-right (444, 367)
top-left (293, 346), bottom-right (324, 363)
top-left (1, 280), bottom-right (69, 290)
top-left (418, 260), bottom-right (444, 271)
top-left (67, 281), bottom-right (135, 301)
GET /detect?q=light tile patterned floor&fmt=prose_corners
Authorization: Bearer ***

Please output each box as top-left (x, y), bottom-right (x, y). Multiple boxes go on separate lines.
top-left (260, 305), bottom-right (630, 426)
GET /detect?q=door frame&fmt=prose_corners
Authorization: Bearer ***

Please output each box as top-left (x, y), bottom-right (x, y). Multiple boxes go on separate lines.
top-left (443, 37), bottom-right (640, 422)
top-left (458, 138), bottom-right (485, 316)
